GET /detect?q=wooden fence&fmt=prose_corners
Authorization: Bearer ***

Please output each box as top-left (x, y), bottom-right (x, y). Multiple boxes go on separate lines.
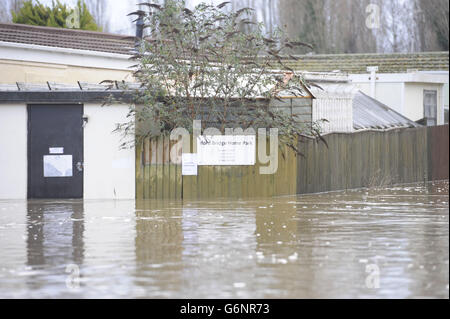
top-left (136, 135), bottom-right (298, 200)
top-left (297, 125), bottom-right (449, 194)
top-left (427, 125), bottom-right (449, 181)
top-left (136, 125), bottom-right (449, 200)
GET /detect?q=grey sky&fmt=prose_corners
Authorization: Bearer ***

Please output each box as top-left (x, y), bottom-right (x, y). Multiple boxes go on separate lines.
top-left (38, 0), bottom-right (239, 34)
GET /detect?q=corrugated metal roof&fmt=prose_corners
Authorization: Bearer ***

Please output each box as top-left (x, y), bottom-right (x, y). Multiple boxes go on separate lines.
top-left (353, 91), bottom-right (420, 130)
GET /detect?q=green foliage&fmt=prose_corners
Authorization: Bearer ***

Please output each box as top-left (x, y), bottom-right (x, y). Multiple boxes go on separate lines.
top-left (109, 0), bottom-right (324, 152)
top-left (12, 0), bottom-right (100, 31)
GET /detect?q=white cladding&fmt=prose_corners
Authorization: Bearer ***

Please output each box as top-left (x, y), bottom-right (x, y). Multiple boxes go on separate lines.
top-left (0, 103), bottom-right (135, 199)
top-left (310, 83), bottom-right (357, 134)
top-left (83, 103), bottom-right (135, 199)
top-left (0, 104), bottom-right (27, 199)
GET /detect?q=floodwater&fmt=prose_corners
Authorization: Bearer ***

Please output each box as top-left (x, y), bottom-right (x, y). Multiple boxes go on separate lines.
top-left (0, 181), bottom-right (448, 299)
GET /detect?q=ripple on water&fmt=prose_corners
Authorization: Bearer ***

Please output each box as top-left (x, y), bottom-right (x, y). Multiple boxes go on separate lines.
top-left (0, 181), bottom-right (448, 298)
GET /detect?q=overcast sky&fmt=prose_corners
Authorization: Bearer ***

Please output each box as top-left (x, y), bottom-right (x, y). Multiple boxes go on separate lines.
top-left (38, 0), bottom-right (237, 34)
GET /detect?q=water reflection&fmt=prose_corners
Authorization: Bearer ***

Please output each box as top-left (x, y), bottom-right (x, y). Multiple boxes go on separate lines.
top-left (134, 201), bottom-right (183, 297)
top-left (0, 181), bottom-right (447, 298)
top-left (26, 201), bottom-right (84, 267)
top-left (25, 200), bottom-right (84, 293)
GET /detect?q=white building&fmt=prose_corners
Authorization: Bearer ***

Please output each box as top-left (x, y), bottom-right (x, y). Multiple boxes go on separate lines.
top-left (0, 84), bottom-right (135, 200)
top-left (0, 23), bottom-right (137, 200)
top-left (283, 52), bottom-right (449, 126)
top-left (304, 72), bottom-right (419, 134)
top-left (350, 70), bottom-right (447, 126)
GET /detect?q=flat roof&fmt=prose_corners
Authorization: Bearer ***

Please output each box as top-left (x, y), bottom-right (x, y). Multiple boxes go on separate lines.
top-left (0, 82), bottom-right (134, 103)
top-left (0, 81), bottom-right (311, 103)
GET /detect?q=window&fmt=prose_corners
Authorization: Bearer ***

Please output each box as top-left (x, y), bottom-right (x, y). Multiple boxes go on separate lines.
top-left (423, 90), bottom-right (437, 126)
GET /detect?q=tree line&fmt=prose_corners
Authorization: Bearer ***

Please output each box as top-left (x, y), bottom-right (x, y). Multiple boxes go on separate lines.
top-left (1, 0), bottom-right (448, 53)
top-left (226, 0), bottom-right (448, 53)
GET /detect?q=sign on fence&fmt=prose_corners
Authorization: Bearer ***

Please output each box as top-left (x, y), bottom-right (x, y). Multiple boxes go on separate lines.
top-left (197, 135), bottom-right (256, 166)
top-left (182, 153), bottom-right (198, 176)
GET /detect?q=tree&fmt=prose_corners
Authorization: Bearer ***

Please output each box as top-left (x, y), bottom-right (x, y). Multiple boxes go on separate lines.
top-left (109, 0), bottom-right (324, 152)
top-left (415, 0), bottom-right (449, 51)
top-left (373, 0), bottom-right (414, 53)
top-left (277, 0), bottom-right (378, 54)
top-left (85, 0), bottom-right (109, 32)
top-left (0, 0), bottom-right (24, 23)
top-left (12, 0), bottom-right (101, 31)
top-left (0, 2), bottom-right (10, 23)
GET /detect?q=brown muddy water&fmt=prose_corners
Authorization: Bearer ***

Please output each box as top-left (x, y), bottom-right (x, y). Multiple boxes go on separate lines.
top-left (0, 181), bottom-right (448, 299)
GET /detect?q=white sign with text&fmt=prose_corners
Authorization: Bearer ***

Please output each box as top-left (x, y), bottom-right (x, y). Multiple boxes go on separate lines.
top-left (182, 153), bottom-right (198, 176)
top-left (197, 135), bottom-right (256, 166)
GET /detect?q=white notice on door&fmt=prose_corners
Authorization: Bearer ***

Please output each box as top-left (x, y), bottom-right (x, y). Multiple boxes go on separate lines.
top-left (49, 147), bottom-right (64, 154)
top-left (43, 155), bottom-right (73, 177)
top-left (182, 153), bottom-right (198, 176)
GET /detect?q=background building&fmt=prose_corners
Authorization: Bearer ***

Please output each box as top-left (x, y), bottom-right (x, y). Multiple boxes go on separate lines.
top-left (282, 52), bottom-right (449, 125)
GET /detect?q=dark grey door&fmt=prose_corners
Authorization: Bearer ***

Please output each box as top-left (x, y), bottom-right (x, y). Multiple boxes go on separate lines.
top-left (27, 104), bottom-right (83, 198)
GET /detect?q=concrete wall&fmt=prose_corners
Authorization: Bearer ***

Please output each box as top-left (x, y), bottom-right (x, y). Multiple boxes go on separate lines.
top-left (0, 103), bottom-right (135, 199)
top-left (0, 104), bottom-right (27, 199)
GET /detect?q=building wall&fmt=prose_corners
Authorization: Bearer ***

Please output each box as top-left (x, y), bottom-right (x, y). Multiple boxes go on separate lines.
top-left (269, 97), bottom-right (313, 122)
top-left (0, 42), bottom-right (134, 85)
top-left (445, 82), bottom-right (449, 124)
top-left (444, 83), bottom-right (449, 110)
top-left (83, 103), bottom-right (135, 199)
top-left (0, 104), bottom-right (27, 199)
top-left (0, 103), bottom-right (135, 199)
top-left (350, 72), bottom-right (447, 124)
top-left (352, 82), bottom-right (404, 114)
top-left (0, 59), bottom-right (132, 84)
top-left (404, 83), bottom-right (444, 124)
top-left (308, 82), bottom-right (356, 134)
top-left (420, 71), bottom-right (449, 112)
top-left (312, 97), bottom-right (353, 133)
